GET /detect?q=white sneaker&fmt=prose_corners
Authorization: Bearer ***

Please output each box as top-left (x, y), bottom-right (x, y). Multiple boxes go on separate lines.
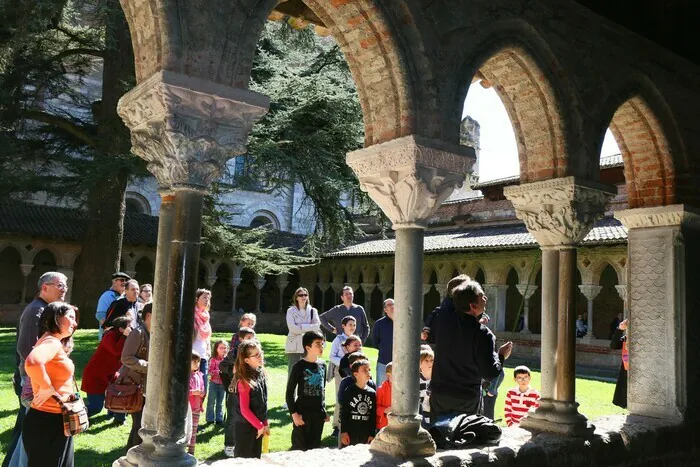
top-left (224, 446), bottom-right (235, 457)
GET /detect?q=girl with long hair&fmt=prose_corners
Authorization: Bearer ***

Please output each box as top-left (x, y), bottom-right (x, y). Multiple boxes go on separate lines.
top-left (230, 340), bottom-right (269, 458)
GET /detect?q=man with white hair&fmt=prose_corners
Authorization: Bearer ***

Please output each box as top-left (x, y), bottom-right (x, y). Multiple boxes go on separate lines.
top-left (3, 271), bottom-right (67, 467)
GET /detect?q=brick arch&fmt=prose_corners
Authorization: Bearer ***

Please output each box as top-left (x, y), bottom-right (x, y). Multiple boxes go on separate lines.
top-left (120, 0), bottom-right (433, 146)
top-left (454, 21), bottom-right (588, 182)
top-left (599, 81), bottom-right (688, 207)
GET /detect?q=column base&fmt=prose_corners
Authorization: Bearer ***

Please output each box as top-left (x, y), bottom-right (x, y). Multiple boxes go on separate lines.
top-left (520, 328), bottom-right (532, 335)
top-left (370, 414), bottom-right (436, 457)
top-left (519, 398), bottom-right (595, 437)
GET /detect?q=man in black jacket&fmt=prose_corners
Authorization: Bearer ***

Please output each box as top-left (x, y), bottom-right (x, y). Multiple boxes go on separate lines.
top-left (430, 279), bottom-right (513, 418)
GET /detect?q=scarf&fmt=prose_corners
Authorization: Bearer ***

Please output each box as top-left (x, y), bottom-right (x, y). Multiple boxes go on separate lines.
top-left (194, 306), bottom-right (212, 341)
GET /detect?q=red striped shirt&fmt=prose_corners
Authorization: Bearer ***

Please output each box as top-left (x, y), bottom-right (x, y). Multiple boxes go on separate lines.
top-left (504, 387), bottom-right (540, 427)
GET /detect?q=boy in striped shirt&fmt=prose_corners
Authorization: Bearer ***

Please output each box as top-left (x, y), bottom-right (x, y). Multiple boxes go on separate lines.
top-left (504, 366), bottom-right (540, 427)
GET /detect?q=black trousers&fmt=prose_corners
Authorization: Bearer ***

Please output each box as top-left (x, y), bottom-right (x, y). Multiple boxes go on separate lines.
top-left (482, 393), bottom-right (497, 420)
top-left (22, 408), bottom-right (74, 467)
top-left (613, 363), bottom-right (627, 409)
top-left (127, 409), bottom-right (143, 451)
top-left (224, 393), bottom-right (236, 447)
top-left (291, 411), bottom-right (325, 451)
top-left (431, 390), bottom-right (482, 419)
top-left (234, 421), bottom-right (262, 458)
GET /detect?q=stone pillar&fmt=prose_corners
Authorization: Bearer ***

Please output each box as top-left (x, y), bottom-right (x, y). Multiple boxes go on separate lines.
top-left (277, 275), bottom-right (289, 313)
top-left (126, 270), bottom-right (138, 281)
top-left (231, 278), bottom-right (241, 314)
top-left (254, 276), bottom-right (266, 313)
top-left (330, 282), bottom-right (343, 306)
top-left (115, 70), bottom-right (268, 466)
top-left (516, 284), bottom-right (537, 334)
top-left (616, 205), bottom-right (700, 422)
top-left (19, 264), bottom-right (34, 305)
top-left (505, 176), bottom-right (615, 436)
top-left (578, 284), bottom-right (602, 340)
top-left (422, 284), bottom-right (432, 296)
top-left (435, 283), bottom-right (448, 301)
top-left (614, 284), bottom-right (628, 319)
top-left (347, 134), bottom-right (475, 457)
top-left (377, 283), bottom-right (392, 301)
top-left (205, 274), bottom-right (217, 290)
top-left (361, 283), bottom-right (375, 313)
top-left (317, 282), bottom-right (329, 312)
top-left (483, 284), bottom-right (508, 332)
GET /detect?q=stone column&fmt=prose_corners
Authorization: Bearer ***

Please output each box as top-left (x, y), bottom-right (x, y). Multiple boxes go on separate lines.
top-left (19, 264), bottom-right (34, 305)
top-left (435, 283), bottom-right (448, 301)
top-left (116, 70), bottom-right (268, 466)
top-left (422, 284), bottom-right (432, 296)
top-left (347, 134), bottom-right (475, 457)
top-left (578, 284), bottom-right (602, 340)
top-left (361, 283), bottom-right (375, 313)
top-left (614, 284), bottom-right (628, 319)
top-left (483, 284), bottom-right (508, 332)
top-left (377, 283), bottom-right (392, 301)
top-left (205, 274), bottom-right (217, 290)
top-left (277, 275), bottom-right (289, 313)
top-left (516, 284), bottom-right (538, 334)
top-left (616, 205), bottom-right (700, 422)
top-left (126, 270), bottom-right (138, 281)
top-left (330, 282), bottom-right (343, 306)
top-left (254, 276), bottom-right (266, 313)
top-left (505, 176), bottom-right (615, 436)
top-left (231, 278), bottom-right (242, 314)
top-left (317, 282), bottom-right (329, 312)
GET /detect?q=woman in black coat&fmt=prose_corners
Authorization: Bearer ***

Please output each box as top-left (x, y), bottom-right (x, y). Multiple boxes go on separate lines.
top-left (610, 318), bottom-right (628, 409)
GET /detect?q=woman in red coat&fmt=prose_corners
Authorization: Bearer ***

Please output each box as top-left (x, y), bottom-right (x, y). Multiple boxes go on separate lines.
top-left (81, 315), bottom-right (131, 423)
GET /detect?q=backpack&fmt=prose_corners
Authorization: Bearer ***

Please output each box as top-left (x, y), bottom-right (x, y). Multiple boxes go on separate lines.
top-left (428, 414), bottom-right (502, 449)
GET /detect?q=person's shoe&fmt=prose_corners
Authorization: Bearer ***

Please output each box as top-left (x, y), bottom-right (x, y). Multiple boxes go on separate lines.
top-left (216, 420), bottom-right (225, 426)
top-left (331, 427), bottom-right (339, 438)
top-left (113, 418), bottom-right (126, 426)
top-left (281, 402), bottom-right (288, 410)
top-left (224, 446), bottom-right (235, 457)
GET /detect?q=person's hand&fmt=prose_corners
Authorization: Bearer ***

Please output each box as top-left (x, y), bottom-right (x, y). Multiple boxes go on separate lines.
top-left (292, 413), bottom-right (305, 426)
top-left (498, 341), bottom-right (513, 360)
top-left (340, 432), bottom-right (350, 446)
top-left (324, 414), bottom-right (330, 422)
top-left (33, 386), bottom-right (57, 407)
top-left (479, 314), bottom-right (490, 325)
top-left (420, 330), bottom-right (429, 341)
top-left (368, 436), bottom-right (374, 443)
top-left (384, 407), bottom-right (391, 414)
top-left (264, 426), bottom-right (271, 436)
top-left (618, 319), bottom-right (628, 331)
top-left (256, 426), bottom-right (265, 438)
top-left (123, 326), bottom-right (132, 336)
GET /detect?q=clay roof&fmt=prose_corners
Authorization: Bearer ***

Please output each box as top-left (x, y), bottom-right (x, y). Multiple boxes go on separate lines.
top-left (328, 217), bottom-right (627, 257)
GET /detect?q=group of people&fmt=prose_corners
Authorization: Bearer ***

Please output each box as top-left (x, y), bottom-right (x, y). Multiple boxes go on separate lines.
top-left (10, 270), bottom-right (634, 465)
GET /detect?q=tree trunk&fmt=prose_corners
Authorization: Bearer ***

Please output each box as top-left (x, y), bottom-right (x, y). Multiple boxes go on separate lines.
top-left (71, 1), bottom-right (135, 326)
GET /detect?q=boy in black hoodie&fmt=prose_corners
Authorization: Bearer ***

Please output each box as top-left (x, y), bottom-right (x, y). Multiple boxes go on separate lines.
top-left (340, 359), bottom-right (376, 447)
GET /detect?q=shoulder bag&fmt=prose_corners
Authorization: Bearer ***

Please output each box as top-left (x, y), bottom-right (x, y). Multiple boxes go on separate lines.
top-left (53, 379), bottom-right (89, 437)
top-left (105, 374), bottom-right (144, 413)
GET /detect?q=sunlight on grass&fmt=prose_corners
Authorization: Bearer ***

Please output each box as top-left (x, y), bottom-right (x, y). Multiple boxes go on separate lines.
top-left (0, 328), bottom-right (625, 466)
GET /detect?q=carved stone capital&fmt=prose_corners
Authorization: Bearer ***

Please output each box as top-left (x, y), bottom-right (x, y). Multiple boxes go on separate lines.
top-left (516, 284), bottom-right (538, 300)
top-left (422, 284), bottom-right (432, 295)
top-left (232, 278), bottom-right (242, 288)
top-left (615, 204), bottom-right (700, 230)
top-left (118, 70), bottom-right (269, 189)
top-left (254, 276), bottom-right (266, 290)
top-left (317, 282), bottom-right (330, 292)
top-left (377, 283), bottom-right (393, 295)
top-left (360, 283), bottom-right (376, 292)
top-left (578, 284), bottom-right (603, 301)
top-left (19, 264), bottom-right (34, 277)
top-left (504, 176), bottom-right (616, 247)
top-left (347, 135), bottom-right (476, 228)
top-left (614, 284), bottom-right (627, 302)
top-left (330, 282), bottom-right (344, 293)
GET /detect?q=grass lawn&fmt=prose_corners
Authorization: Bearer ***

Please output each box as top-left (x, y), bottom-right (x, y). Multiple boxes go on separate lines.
top-left (0, 329), bottom-right (625, 465)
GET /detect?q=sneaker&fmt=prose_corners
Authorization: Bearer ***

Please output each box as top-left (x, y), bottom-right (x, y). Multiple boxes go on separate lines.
top-left (224, 446), bottom-right (235, 457)
top-left (281, 402), bottom-right (288, 410)
top-left (215, 420), bottom-right (225, 426)
top-left (331, 427), bottom-right (339, 438)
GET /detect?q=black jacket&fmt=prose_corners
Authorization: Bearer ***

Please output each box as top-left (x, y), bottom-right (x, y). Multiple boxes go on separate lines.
top-left (430, 298), bottom-right (504, 400)
top-left (232, 372), bottom-right (268, 426)
top-left (340, 383), bottom-right (376, 444)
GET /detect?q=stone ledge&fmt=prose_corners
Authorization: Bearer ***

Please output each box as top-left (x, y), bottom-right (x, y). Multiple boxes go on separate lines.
top-left (205, 415), bottom-right (700, 466)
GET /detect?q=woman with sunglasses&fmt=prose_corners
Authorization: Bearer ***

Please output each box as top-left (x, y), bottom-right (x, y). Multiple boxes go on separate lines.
top-left (284, 288), bottom-right (321, 377)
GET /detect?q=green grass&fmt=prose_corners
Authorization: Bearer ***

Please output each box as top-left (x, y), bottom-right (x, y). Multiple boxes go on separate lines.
top-left (0, 329), bottom-right (625, 465)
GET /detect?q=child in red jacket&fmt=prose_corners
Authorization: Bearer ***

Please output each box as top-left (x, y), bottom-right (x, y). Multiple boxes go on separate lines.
top-left (376, 362), bottom-right (393, 430)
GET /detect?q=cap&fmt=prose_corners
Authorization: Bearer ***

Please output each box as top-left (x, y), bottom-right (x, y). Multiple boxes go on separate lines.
top-left (112, 272), bottom-right (132, 281)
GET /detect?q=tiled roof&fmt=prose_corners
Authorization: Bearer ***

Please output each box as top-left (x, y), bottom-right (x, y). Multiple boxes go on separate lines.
top-left (328, 217), bottom-right (627, 257)
top-left (0, 202), bottom-right (307, 251)
top-left (0, 202), bottom-right (159, 246)
top-left (600, 153), bottom-right (624, 168)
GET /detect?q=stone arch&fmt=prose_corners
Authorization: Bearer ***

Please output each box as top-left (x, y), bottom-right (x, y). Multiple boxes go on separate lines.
top-left (0, 246), bottom-right (23, 304)
top-left (249, 210), bottom-right (280, 230)
top-left (211, 263), bottom-right (233, 311)
top-left (454, 20), bottom-right (587, 181)
top-left (467, 262), bottom-right (488, 283)
top-left (504, 267), bottom-right (522, 332)
top-left (125, 191), bottom-right (152, 215)
top-left (422, 264), bottom-right (439, 284)
top-left (26, 249), bottom-right (57, 302)
top-left (589, 260), bottom-right (622, 286)
top-left (120, 0), bottom-right (439, 146)
top-left (599, 79), bottom-right (688, 207)
top-left (494, 263), bottom-right (520, 286)
top-left (594, 264), bottom-right (624, 339)
top-left (133, 255), bottom-right (155, 284)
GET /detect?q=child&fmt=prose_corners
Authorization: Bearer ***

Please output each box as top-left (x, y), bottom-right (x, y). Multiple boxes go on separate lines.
top-left (329, 318), bottom-right (356, 437)
top-left (337, 335), bottom-right (362, 378)
top-left (376, 362), bottom-right (393, 430)
top-left (504, 365), bottom-right (541, 427)
top-left (337, 351), bottom-right (376, 446)
top-left (286, 330), bottom-right (329, 451)
top-left (340, 359), bottom-right (376, 447)
top-left (206, 339), bottom-right (229, 425)
top-left (231, 340), bottom-right (269, 458)
top-left (188, 351), bottom-right (206, 455)
top-left (419, 345), bottom-right (434, 428)
top-left (220, 330), bottom-right (256, 457)
top-left (231, 313), bottom-right (257, 351)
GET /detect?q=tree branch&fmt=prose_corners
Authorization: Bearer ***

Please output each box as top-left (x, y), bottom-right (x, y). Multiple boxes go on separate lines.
top-left (22, 110), bottom-right (97, 147)
top-left (52, 48), bottom-right (104, 62)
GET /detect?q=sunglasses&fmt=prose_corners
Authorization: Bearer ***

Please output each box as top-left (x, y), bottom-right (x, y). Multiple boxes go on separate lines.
top-left (297, 294), bottom-right (308, 297)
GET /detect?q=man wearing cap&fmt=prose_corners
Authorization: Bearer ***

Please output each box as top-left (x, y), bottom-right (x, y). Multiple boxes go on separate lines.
top-left (96, 272), bottom-right (130, 341)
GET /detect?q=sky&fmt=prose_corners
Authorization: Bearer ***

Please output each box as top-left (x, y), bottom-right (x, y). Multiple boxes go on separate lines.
top-left (463, 84), bottom-right (621, 183)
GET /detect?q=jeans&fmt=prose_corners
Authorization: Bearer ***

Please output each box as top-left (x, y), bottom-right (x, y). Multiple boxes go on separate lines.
top-left (2, 396), bottom-right (25, 467)
top-left (199, 358), bottom-right (208, 396)
top-left (375, 362), bottom-right (388, 387)
top-left (206, 382), bottom-right (226, 423)
top-left (86, 393), bottom-right (125, 422)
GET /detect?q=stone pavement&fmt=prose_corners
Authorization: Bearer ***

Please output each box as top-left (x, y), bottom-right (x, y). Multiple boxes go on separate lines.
top-left (204, 415), bottom-right (699, 466)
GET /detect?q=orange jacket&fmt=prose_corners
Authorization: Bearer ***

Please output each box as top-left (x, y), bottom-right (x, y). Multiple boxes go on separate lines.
top-left (376, 379), bottom-right (392, 429)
